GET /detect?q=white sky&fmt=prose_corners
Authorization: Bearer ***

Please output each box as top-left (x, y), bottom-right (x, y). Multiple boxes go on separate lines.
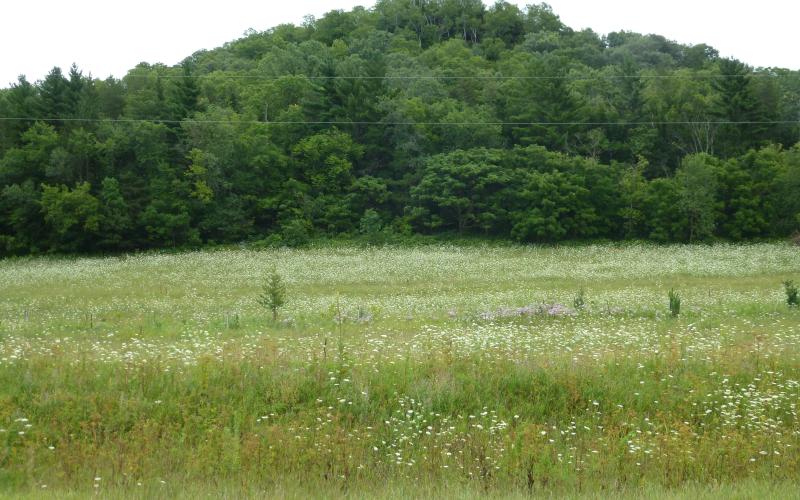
top-left (1, 0), bottom-right (798, 88)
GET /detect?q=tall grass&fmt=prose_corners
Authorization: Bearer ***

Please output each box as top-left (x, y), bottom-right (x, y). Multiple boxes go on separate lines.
top-left (1, 243), bottom-right (799, 496)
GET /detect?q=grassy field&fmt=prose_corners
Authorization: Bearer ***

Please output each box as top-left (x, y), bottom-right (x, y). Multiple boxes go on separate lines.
top-left (1, 243), bottom-right (799, 498)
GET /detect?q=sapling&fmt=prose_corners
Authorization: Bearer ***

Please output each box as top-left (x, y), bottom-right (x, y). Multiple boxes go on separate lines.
top-left (258, 269), bottom-right (287, 321)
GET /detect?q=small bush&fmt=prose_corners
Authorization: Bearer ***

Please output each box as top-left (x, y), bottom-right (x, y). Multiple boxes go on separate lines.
top-left (668, 288), bottom-right (681, 317)
top-left (258, 269), bottom-right (287, 321)
top-left (784, 280), bottom-right (799, 307)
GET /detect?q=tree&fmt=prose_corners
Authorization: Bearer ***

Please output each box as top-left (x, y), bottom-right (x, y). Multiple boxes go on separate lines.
top-left (185, 149), bottom-right (214, 204)
top-left (40, 182), bottom-right (102, 252)
top-left (711, 58), bottom-right (764, 156)
top-left (0, 121), bottom-right (60, 186)
top-left (47, 128), bottom-right (99, 185)
top-left (499, 54), bottom-right (585, 153)
top-left (309, 8), bottom-right (363, 45)
top-left (167, 61), bottom-right (201, 120)
top-left (0, 76), bottom-right (41, 149)
top-left (0, 181), bottom-right (44, 254)
top-left (123, 64), bottom-right (170, 120)
top-left (484, 2), bottom-right (525, 46)
top-left (618, 157), bottom-right (648, 238)
top-left (258, 269), bottom-right (287, 321)
top-left (775, 144), bottom-right (800, 235)
top-left (509, 170), bottom-right (596, 242)
top-left (38, 67), bottom-right (72, 120)
top-left (141, 164), bottom-right (198, 247)
top-left (684, 44), bottom-right (718, 70)
top-left (410, 148), bottom-right (511, 235)
top-left (95, 77), bottom-right (126, 119)
top-left (643, 178), bottom-right (683, 242)
top-left (716, 145), bottom-right (785, 239)
top-left (291, 129), bottom-right (364, 233)
top-left (675, 154), bottom-right (719, 241)
top-left (643, 69), bottom-right (717, 172)
top-left (524, 3), bottom-right (565, 33)
top-left (98, 177), bottom-right (132, 249)
top-left (1, 2), bottom-right (799, 254)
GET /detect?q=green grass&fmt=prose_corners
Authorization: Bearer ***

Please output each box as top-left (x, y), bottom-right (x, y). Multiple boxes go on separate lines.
top-left (1, 243), bottom-right (799, 497)
top-left (5, 479), bottom-right (800, 499)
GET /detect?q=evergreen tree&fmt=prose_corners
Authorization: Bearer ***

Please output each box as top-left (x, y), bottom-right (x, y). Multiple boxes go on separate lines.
top-left (712, 58), bottom-right (764, 156)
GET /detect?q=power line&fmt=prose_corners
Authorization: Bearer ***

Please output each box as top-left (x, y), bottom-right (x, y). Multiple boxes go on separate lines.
top-left (0, 117), bottom-right (798, 126)
top-left (113, 73), bottom-right (796, 81)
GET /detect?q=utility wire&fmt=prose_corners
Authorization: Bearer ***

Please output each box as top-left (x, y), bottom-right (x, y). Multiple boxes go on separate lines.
top-left (113, 73), bottom-right (795, 81)
top-left (0, 117), bottom-right (798, 126)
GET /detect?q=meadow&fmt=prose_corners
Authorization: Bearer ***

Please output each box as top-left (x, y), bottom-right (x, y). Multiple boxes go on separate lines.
top-left (1, 243), bottom-right (799, 498)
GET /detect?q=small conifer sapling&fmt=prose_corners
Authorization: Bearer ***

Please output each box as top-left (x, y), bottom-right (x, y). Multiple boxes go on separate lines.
top-left (259, 269), bottom-right (287, 321)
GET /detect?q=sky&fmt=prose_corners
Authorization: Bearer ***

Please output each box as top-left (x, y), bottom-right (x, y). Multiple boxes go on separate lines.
top-left (1, 0), bottom-right (798, 88)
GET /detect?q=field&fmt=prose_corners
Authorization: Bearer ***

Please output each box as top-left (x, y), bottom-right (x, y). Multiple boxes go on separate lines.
top-left (1, 243), bottom-right (799, 498)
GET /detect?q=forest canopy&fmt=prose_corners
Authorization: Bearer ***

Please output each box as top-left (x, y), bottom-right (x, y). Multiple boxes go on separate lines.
top-left (1, 1), bottom-right (799, 254)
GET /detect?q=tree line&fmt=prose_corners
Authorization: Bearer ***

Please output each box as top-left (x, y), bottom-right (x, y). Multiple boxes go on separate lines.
top-left (1, 1), bottom-right (798, 254)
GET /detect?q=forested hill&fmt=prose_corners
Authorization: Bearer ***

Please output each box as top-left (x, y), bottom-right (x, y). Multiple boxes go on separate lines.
top-left (1, 1), bottom-right (799, 254)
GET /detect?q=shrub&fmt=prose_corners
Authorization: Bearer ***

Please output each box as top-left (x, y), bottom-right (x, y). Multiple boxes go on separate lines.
top-left (784, 280), bottom-right (799, 307)
top-left (668, 288), bottom-right (681, 317)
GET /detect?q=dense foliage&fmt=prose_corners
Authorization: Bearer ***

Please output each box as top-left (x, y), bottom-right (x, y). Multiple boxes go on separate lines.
top-left (1, 1), bottom-right (799, 254)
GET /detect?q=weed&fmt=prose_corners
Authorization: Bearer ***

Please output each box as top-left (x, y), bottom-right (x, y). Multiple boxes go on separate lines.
top-left (573, 287), bottom-right (586, 310)
top-left (225, 312), bottom-right (240, 329)
top-left (669, 288), bottom-right (681, 317)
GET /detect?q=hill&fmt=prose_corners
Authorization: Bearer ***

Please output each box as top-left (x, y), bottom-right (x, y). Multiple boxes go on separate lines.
top-left (1, 1), bottom-right (799, 254)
